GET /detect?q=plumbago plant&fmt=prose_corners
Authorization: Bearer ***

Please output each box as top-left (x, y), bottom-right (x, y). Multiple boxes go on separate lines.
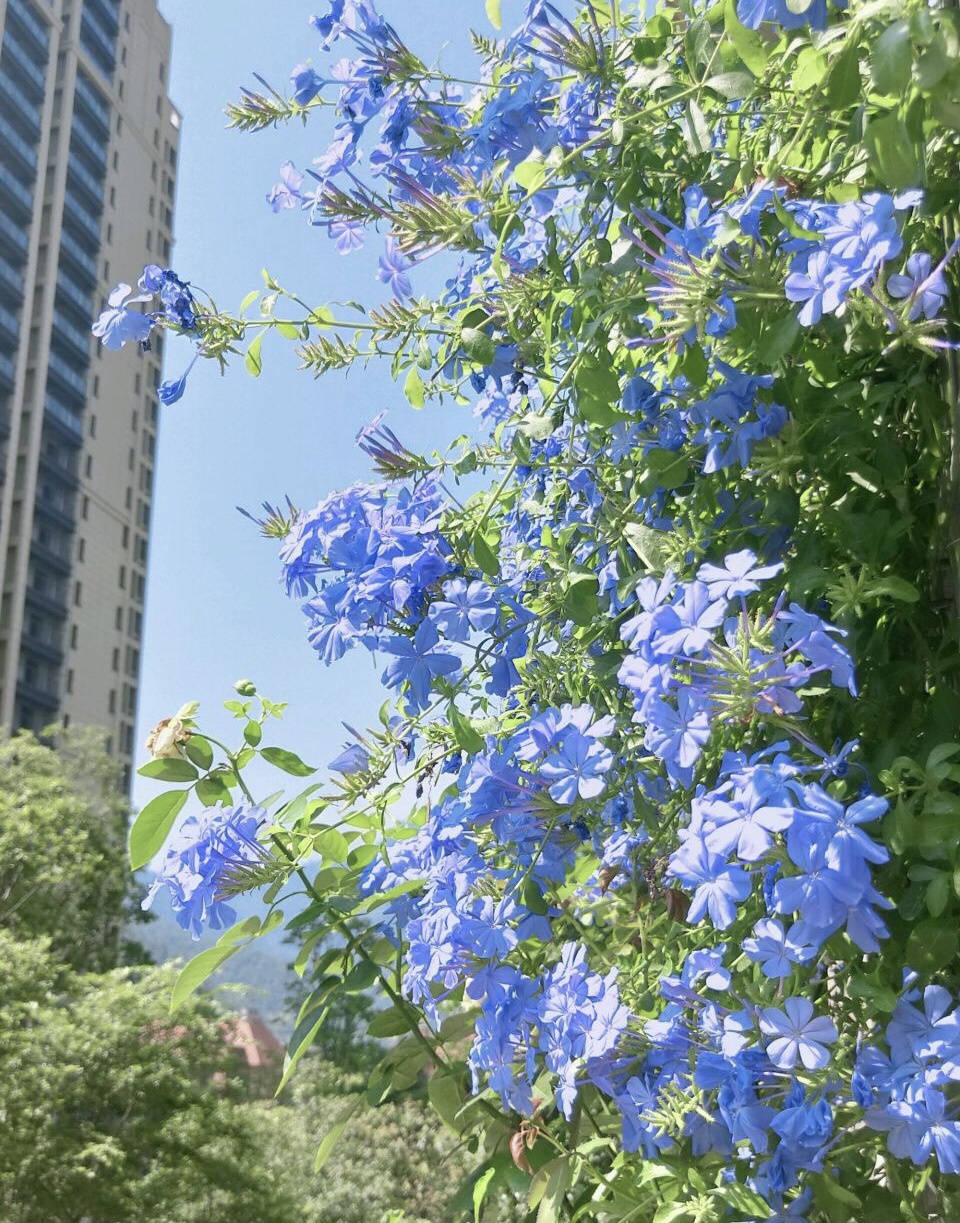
top-left (97, 0), bottom-right (960, 1219)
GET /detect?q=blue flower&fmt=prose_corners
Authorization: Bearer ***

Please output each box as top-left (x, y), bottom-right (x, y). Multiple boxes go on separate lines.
top-left (888, 252), bottom-right (949, 321)
top-left (92, 283), bottom-right (155, 349)
top-left (377, 237), bottom-right (413, 299)
top-left (267, 160), bottom-right (304, 212)
top-left (142, 802), bottom-right (266, 939)
top-left (290, 63), bottom-right (325, 106)
top-left (759, 997), bottom-right (837, 1071)
top-left (381, 619), bottom-right (461, 711)
top-left (157, 353), bottom-right (198, 406)
top-left (743, 919), bottom-right (817, 978)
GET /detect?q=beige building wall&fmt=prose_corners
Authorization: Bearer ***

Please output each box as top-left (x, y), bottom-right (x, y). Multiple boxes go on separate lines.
top-left (0, 0), bottom-right (177, 789)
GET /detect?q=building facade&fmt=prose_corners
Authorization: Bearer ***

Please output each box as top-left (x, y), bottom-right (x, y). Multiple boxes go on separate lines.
top-left (0, 0), bottom-right (177, 787)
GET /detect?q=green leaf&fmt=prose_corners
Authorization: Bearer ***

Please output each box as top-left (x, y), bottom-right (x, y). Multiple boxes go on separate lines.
top-left (449, 703), bottom-right (486, 754)
top-left (704, 71), bottom-right (753, 100)
top-left (865, 113), bottom-right (922, 189)
top-left (310, 305), bottom-right (335, 328)
top-left (260, 746), bottom-right (316, 776)
top-left (652, 1204), bottom-right (690, 1223)
top-left (471, 530), bottom-right (500, 578)
top-left (276, 1001), bottom-right (332, 1093)
top-left (872, 20), bottom-right (912, 95)
top-left (342, 959), bottom-right (380, 993)
top-left (461, 326), bottom-right (497, 365)
top-left (574, 356), bottom-right (623, 426)
top-left (313, 1097), bottom-right (363, 1171)
top-left (760, 311), bottom-right (801, 366)
top-left (793, 46), bottom-right (828, 93)
top-left (244, 330), bottom-right (264, 377)
top-left (427, 1068), bottom-right (465, 1132)
top-left (719, 1182), bottom-right (771, 1217)
top-left (183, 735), bottom-right (214, 770)
top-left (868, 575), bottom-right (920, 603)
top-left (474, 1167), bottom-right (497, 1223)
top-left (367, 1004), bottom-right (418, 1039)
top-left (196, 773), bottom-right (233, 806)
top-left (239, 289), bottom-right (259, 313)
top-left (138, 757), bottom-right (198, 783)
top-left (485, 0), bottom-right (502, 29)
top-left (170, 942), bottom-right (241, 1012)
top-left (403, 365), bottom-right (425, 408)
top-left (243, 720), bottom-right (263, 746)
top-left (536, 1158), bottom-right (571, 1223)
top-left (826, 41), bottom-right (861, 110)
top-left (926, 873), bottom-right (950, 917)
top-left (315, 827), bottom-right (350, 863)
top-left (563, 573), bottom-right (600, 626)
top-left (514, 154), bottom-right (547, 195)
top-left (906, 919), bottom-right (959, 972)
top-left (129, 789), bottom-right (189, 870)
top-left (723, 0), bottom-right (768, 76)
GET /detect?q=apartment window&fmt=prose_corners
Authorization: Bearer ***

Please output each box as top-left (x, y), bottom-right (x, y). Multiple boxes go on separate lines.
top-left (106, 222), bottom-right (112, 244)
top-left (116, 115), bottom-right (122, 135)
top-left (125, 487), bottom-right (132, 509)
top-left (92, 377), bottom-right (99, 399)
top-left (145, 230), bottom-right (151, 251)
top-left (84, 455), bottom-right (92, 478)
top-left (122, 525), bottom-right (129, 548)
top-left (77, 538), bottom-right (85, 562)
top-left (131, 409), bottom-right (138, 431)
top-left (134, 373), bottom-right (141, 395)
top-left (109, 186), bottom-right (115, 206)
top-left (108, 689), bottom-right (116, 713)
top-left (121, 46), bottom-right (127, 66)
top-left (66, 669), bottom-right (73, 694)
top-left (128, 447), bottom-right (134, 470)
top-left (73, 580), bottom-right (81, 607)
top-left (115, 606), bottom-right (123, 630)
top-left (118, 565), bottom-right (126, 589)
top-left (82, 496), bottom-right (89, 520)
top-left (159, 61), bottom-right (165, 81)
top-left (156, 96), bottom-right (161, 115)
top-left (118, 81), bottom-right (124, 100)
top-left (89, 412), bottom-right (97, 437)
top-left (70, 625), bottom-right (78, 649)
top-left (148, 196), bottom-right (155, 216)
top-left (124, 12), bottom-right (130, 30)
top-left (112, 150), bottom-right (118, 170)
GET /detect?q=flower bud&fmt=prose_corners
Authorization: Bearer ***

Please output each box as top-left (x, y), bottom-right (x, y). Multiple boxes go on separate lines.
top-left (509, 1129), bottom-right (533, 1175)
top-left (234, 679), bottom-right (257, 696)
top-left (145, 716), bottom-right (191, 759)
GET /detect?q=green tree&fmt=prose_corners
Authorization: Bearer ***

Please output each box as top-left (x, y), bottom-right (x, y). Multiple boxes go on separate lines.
top-left (0, 929), bottom-right (293, 1223)
top-left (0, 731), bottom-right (130, 972)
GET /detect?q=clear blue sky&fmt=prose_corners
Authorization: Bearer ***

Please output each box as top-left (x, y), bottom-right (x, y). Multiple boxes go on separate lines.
top-left (136, 1), bottom-right (524, 809)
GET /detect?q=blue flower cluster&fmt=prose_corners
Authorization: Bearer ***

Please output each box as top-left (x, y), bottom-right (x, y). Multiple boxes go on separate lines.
top-left (360, 703), bottom-right (626, 1113)
top-left (280, 480), bottom-right (456, 665)
top-left (859, 985), bottom-right (960, 1172)
top-left (737, 0), bottom-right (846, 29)
top-left (629, 183), bottom-right (943, 342)
top-left (617, 558), bottom-right (855, 786)
top-left (142, 802), bottom-right (266, 939)
top-left (92, 262), bottom-right (198, 351)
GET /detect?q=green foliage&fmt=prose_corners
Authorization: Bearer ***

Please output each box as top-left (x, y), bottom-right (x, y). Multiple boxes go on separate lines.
top-left (0, 731), bottom-right (130, 972)
top-left (0, 931), bottom-right (291, 1223)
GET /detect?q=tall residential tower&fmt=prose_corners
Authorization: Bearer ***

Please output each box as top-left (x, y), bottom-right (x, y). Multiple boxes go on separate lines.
top-left (0, 0), bottom-right (177, 787)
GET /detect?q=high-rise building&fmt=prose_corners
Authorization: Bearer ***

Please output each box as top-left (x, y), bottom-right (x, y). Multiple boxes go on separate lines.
top-left (0, 0), bottom-right (178, 787)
